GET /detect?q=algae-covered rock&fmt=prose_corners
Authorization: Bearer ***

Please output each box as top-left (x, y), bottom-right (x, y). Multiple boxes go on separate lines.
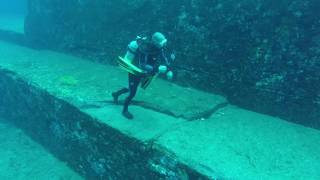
top-left (24, 0), bottom-right (320, 128)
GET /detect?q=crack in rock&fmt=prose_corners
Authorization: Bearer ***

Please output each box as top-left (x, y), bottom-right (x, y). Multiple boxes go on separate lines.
top-left (80, 100), bottom-right (229, 122)
top-left (187, 102), bottom-right (229, 121)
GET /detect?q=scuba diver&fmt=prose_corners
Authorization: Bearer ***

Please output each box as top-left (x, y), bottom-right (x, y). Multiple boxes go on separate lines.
top-left (112, 32), bottom-right (175, 119)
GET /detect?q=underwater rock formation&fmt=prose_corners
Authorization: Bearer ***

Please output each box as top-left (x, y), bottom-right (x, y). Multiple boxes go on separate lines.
top-left (0, 68), bottom-right (206, 179)
top-left (25, 0), bottom-right (320, 128)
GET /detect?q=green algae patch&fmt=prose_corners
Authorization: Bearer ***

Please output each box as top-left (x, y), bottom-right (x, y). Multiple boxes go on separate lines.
top-left (58, 75), bottom-right (79, 86)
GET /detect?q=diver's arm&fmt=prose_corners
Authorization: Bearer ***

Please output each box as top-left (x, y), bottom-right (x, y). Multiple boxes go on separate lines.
top-left (156, 49), bottom-right (168, 73)
top-left (126, 40), bottom-right (155, 74)
top-left (124, 40), bottom-right (138, 62)
top-left (124, 51), bottom-right (135, 62)
top-left (140, 58), bottom-right (156, 75)
top-left (143, 65), bottom-right (155, 74)
top-left (167, 53), bottom-right (175, 80)
top-left (159, 49), bottom-right (175, 80)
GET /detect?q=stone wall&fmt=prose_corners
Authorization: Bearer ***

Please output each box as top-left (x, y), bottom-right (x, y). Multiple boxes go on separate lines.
top-left (24, 0), bottom-right (320, 128)
top-left (0, 67), bottom-right (207, 179)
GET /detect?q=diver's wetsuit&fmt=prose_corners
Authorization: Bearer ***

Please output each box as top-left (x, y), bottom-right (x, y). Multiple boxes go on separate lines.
top-left (112, 41), bottom-right (171, 119)
top-left (113, 73), bottom-right (142, 113)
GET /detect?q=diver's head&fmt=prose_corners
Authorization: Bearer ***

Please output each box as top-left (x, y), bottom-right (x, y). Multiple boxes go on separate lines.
top-left (152, 32), bottom-right (167, 49)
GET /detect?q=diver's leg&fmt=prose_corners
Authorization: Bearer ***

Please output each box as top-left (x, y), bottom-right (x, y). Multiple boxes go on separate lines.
top-left (111, 74), bottom-right (131, 104)
top-left (122, 74), bottom-right (141, 119)
top-left (112, 88), bottom-right (129, 104)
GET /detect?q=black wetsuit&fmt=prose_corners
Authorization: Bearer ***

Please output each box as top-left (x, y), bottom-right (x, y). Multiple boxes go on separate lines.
top-left (113, 41), bottom-right (171, 118)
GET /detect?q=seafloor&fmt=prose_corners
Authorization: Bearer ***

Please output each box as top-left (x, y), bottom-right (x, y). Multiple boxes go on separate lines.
top-left (0, 118), bottom-right (83, 179)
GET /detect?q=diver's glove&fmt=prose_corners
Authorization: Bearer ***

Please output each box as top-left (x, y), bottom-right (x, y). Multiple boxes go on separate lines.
top-left (166, 71), bottom-right (173, 80)
top-left (143, 65), bottom-right (156, 76)
top-left (158, 65), bottom-right (168, 74)
top-left (144, 65), bottom-right (153, 72)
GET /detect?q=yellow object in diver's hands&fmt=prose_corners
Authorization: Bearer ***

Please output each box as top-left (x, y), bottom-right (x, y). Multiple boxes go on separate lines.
top-left (117, 56), bottom-right (144, 75)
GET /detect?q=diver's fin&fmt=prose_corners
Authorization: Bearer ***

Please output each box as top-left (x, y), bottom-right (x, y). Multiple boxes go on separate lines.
top-left (141, 77), bottom-right (152, 89)
top-left (141, 74), bottom-right (158, 89)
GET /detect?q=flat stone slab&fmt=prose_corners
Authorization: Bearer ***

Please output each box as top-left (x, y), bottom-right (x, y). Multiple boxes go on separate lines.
top-left (1, 40), bottom-right (320, 179)
top-left (0, 40), bottom-right (226, 120)
top-left (83, 105), bottom-right (186, 142)
top-left (82, 103), bottom-right (320, 179)
top-left (157, 105), bottom-right (320, 179)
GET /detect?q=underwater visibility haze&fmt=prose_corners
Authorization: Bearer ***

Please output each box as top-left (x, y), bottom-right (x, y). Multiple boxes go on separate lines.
top-left (0, 0), bottom-right (320, 179)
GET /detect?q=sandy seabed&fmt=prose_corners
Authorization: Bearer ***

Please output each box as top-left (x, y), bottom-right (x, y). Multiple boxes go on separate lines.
top-left (0, 118), bottom-right (83, 180)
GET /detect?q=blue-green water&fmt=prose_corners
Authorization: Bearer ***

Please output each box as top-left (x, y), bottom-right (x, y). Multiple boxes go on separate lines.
top-left (0, 0), bottom-right (26, 16)
top-left (0, 0), bottom-right (320, 179)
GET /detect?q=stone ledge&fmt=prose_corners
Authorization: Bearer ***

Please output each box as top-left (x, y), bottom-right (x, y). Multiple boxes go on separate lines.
top-left (0, 40), bottom-right (227, 120)
top-left (0, 68), bottom-right (208, 179)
